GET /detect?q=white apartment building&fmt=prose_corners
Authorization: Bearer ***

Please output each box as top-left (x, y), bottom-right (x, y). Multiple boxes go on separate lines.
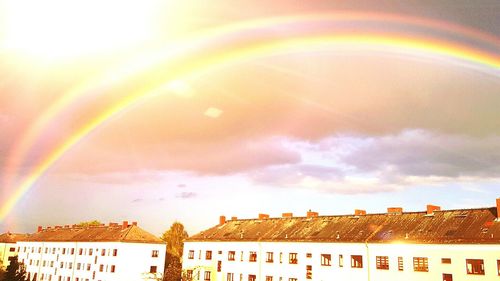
top-left (17, 221), bottom-right (166, 281)
top-left (0, 232), bottom-right (28, 269)
top-left (183, 198), bottom-right (500, 281)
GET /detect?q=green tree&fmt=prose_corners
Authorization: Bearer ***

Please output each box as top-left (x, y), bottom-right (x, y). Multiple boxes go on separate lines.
top-left (2, 256), bottom-right (27, 281)
top-left (77, 220), bottom-right (101, 227)
top-left (160, 222), bottom-right (188, 259)
top-left (160, 222), bottom-right (188, 281)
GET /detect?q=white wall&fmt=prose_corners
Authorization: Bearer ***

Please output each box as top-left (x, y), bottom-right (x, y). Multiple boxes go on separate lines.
top-left (0, 242), bottom-right (19, 269)
top-left (183, 241), bottom-right (500, 281)
top-left (17, 241), bottom-right (166, 281)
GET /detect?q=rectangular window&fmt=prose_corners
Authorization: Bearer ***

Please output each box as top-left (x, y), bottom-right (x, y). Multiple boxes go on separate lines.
top-left (228, 251), bottom-right (235, 261)
top-left (226, 273), bottom-right (233, 281)
top-left (441, 258), bottom-right (451, 264)
top-left (88, 248), bottom-right (93, 255)
top-left (351, 255), bottom-right (363, 268)
top-left (376, 256), bottom-right (389, 270)
top-left (186, 270), bottom-right (193, 280)
top-left (87, 264), bottom-right (91, 271)
top-left (150, 266), bottom-right (157, 273)
top-left (266, 252), bottom-right (274, 263)
top-left (306, 265), bottom-right (312, 279)
top-left (289, 279), bottom-right (297, 281)
top-left (398, 257), bottom-right (403, 271)
top-left (497, 260), bottom-right (500, 276)
top-left (77, 263), bottom-right (81, 270)
top-left (321, 254), bottom-right (331, 266)
top-left (240, 251), bottom-right (243, 261)
top-left (152, 250), bottom-right (159, 257)
top-left (99, 265), bottom-right (104, 272)
top-left (279, 252), bottom-right (283, 263)
top-left (413, 257), bottom-right (429, 272)
top-left (249, 251), bottom-right (257, 262)
top-left (101, 249), bottom-right (105, 256)
top-left (204, 271), bottom-right (211, 281)
top-left (248, 275), bottom-right (256, 281)
top-left (9, 247), bottom-right (15, 252)
top-left (206, 251), bottom-right (212, 260)
top-left (79, 249), bottom-right (83, 255)
top-left (289, 253), bottom-right (298, 264)
top-left (466, 259), bottom-right (484, 275)
top-left (339, 255), bottom-right (343, 267)
top-left (265, 277), bottom-right (272, 281)
top-left (217, 261), bottom-right (222, 272)
top-left (113, 249), bottom-right (118, 256)
top-left (110, 265), bottom-right (116, 273)
top-left (306, 253), bottom-right (312, 258)
top-left (188, 250), bottom-right (194, 259)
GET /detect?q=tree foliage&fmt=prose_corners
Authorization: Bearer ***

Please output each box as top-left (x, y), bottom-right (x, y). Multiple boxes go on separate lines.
top-left (160, 222), bottom-right (188, 259)
top-left (2, 256), bottom-right (28, 281)
top-left (77, 220), bottom-right (101, 227)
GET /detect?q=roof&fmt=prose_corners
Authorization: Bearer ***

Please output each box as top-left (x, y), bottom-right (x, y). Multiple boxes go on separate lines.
top-left (187, 207), bottom-right (500, 244)
top-left (22, 225), bottom-right (164, 244)
top-left (0, 233), bottom-right (29, 243)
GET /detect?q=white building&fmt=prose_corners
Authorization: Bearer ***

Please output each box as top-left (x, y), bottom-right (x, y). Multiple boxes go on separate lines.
top-left (17, 221), bottom-right (166, 281)
top-left (183, 198), bottom-right (500, 281)
top-left (0, 232), bottom-right (28, 269)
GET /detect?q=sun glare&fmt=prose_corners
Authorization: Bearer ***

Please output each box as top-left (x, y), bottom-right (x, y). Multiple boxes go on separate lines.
top-left (1, 0), bottom-right (165, 61)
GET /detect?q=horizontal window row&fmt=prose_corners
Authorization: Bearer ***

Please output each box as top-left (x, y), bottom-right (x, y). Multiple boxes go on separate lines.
top-left (186, 270), bottom-right (299, 281)
top-left (19, 247), bottom-right (118, 257)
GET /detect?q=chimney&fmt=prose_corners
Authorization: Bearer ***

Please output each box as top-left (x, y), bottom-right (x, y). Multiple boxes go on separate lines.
top-left (258, 214), bottom-right (269, 220)
top-left (355, 209), bottom-right (366, 216)
top-left (282, 213), bottom-right (293, 218)
top-left (307, 211), bottom-right (319, 218)
top-left (37, 226), bottom-right (43, 233)
top-left (219, 216), bottom-right (226, 226)
top-left (231, 216), bottom-right (238, 221)
top-left (496, 198), bottom-right (500, 219)
top-left (55, 225), bottom-right (62, 229)
top-left (132, 221), bottom-right (138, 226)
top-left (387, 207), bottom-right (403, 214)
top-left (122, 221), bottom-right (129, 229)
top-left (426, 205), bottom-right (441, 215)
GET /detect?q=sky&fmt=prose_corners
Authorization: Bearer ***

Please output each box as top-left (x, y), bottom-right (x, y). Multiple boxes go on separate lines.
top-left (0, 0), bottom-right (499, 236)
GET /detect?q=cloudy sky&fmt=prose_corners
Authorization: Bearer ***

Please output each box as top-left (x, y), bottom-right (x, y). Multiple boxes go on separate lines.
top-left (0, 0), bottom-right (499, 236)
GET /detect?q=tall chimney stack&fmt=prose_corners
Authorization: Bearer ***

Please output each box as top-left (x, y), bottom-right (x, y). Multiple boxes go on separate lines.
top-left (219, 216), bottom-right (226, 226)
top-left (122, 221), bottom-right (129, 229)
top-left (258, 214), bottom-right (269, 220)
top-left (37, 226), bottom-right (43, 233)
top-left (307, 211), bottom-right (319, 218)
top-left (282, 213), bottom-right (293, 218)
top-left (387, 207), bottom-right (403, 214)
top-left (426, 205), bottom-right (441, 215)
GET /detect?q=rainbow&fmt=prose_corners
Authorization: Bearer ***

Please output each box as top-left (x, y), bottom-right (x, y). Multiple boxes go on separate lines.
top-left (1, 12), bottom-right (499, 223)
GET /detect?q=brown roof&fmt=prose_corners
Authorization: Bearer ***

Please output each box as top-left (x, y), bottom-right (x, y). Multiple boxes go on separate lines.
top-left (0, 233), bottom-right (29, 243)
top-left (24, 225), bottom-right (164, 244)
top-left (187, 207), bottom-right (500, 244)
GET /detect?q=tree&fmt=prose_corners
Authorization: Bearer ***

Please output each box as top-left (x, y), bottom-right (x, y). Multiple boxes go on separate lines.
top-left (2, 256), bottom-right (27, 281)
top-left (77, 220), bottom-right (101, 227)
top-left (160, 222), bottom-right (188, 281)
top-left (160, 222), bottom-right (188, 259)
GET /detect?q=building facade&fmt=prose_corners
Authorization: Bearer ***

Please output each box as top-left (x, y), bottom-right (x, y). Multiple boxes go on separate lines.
top-left (17, 221), bottom-right (166, 281)
top-left (183, 199), bottom-right (500, 281)
top-left (0, 232), bottom-right (28, 269)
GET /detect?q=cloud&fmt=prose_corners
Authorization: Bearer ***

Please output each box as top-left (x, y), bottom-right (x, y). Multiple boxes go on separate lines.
top-left (176, 192), bottom-right (197, 199)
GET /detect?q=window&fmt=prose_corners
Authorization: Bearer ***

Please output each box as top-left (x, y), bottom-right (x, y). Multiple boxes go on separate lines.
top-left (497, 260), bottom-right (500, 276)
top-left (186, 270), bottom-right (193, 280)
top-left (289, 279), bottom-right (297, 281)
top-left (87, 264), bottom-right (91, 271)
top-left (306, 265), bottom-right (312, 279)
top-left (89, 248), bottom-right (93, 255)
top-left (441, 258), bottom-right (451, 264)
top-left (113, 249), bottom-right (118, 256)
top-left (351, 255), bottom-right (363, 268)
top-left (306, 253), bottom-right (312, 258)
top-left (226, 273), bottom-right (233, 281)
top-left (62, 248), bottom-right (66, 254)
top-left (152, 250), bottom-right (159, 257)
top-left (99, 265), bottom-right (104, 272)
top-left (279, 252), bottom-right (283, 263)
top-left (217, 261), bottom-right (222, 272)
top-left (413, 257), bottom-right (429, 272)
top-left (266, 252), bottom-right (274, 263)
top-left (110, 265), bottom-right (115, 273)
top-left (204, 271), bottom-right (211, 281)
top-left (321, 254), bottom-right (331, 266)
top-left (206, 250), bottom-right (212, 260)
top-left (71, 248), bottom-right (75, 255)
top-left (376, 256), bottom-right (389, 270)
top-left (249, 251), bottom-right (257, 262)
top-left (77, 263), bottom-right (81, 270)
top-left (248, 275), bottom-right (256, 281)
top-left (9, 247), bottom-right (15, 252)
top-left (289, 253), bottom-right (298, 264)
top-left (188, 250), bottom-right (194, 259)
top-left (339, 255), bottom-right (344, 267)
top-left (101, 249), bottom-right (105, 256)
top-left (150, 266), bottom-right (157, 273)
top-left (228, 251), bottom-right (235, 261)
top-left (398, 257), bottom-right (403, 271)
top-left (79, 249), bottom-right (83, 255)
top-left (265, 277), bottom-right (273, 281)
top-left (466, 259), bottom-right (484, 275)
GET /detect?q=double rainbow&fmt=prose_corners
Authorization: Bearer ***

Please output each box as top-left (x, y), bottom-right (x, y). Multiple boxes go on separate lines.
top-left (1, 12), bottom-right (499, 224)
